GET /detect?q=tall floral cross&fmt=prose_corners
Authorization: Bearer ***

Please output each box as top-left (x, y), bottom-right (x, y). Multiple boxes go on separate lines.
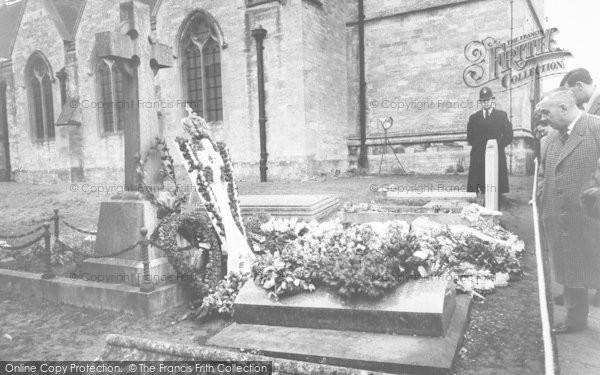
top-left (182, 104), bottom-right (210, 140)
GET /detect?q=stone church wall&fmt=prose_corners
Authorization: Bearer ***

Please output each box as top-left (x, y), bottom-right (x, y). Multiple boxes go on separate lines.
top-left (345, 0), bottom-right (542, 175)
top-left (2, 0), bottom-right (545, 183)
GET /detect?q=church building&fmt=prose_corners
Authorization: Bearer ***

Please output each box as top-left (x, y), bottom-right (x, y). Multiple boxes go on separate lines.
top-left (0, 0), bottom-right (545, 184)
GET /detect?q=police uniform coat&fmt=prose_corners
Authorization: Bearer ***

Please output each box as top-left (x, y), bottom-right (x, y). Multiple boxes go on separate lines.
top-left (466, 109), bottom-right (513, 194)
top-left (540, 112), bottom-right (600, 287)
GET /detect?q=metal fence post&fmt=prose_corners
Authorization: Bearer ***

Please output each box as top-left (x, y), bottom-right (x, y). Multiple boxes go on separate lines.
top-left (139, 227), bottom-right (154, 292)
top-left (53, 209), bottom-right (59, 240)
top-left (41, 224), bottom-right (55, 279)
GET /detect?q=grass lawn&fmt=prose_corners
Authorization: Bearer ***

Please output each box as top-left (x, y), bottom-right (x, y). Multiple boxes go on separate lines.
top-left (0, 174), bottom-right (544, 374)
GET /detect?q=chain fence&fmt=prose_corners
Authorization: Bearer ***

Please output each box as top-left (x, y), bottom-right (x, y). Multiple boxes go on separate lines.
top-left (0, 209), bottom-right (200, 292)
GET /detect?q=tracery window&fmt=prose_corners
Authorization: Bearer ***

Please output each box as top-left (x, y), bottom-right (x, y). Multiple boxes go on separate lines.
top-left (181, 12), bottom-right (223, 122)
top-left (26, 53), bottom-right (55, 141)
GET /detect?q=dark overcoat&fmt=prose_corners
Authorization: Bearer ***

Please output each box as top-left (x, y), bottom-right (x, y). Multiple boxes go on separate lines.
top-left (540, 113), bottom-right (600, 288)
top-left (466, 109), bottom-right (513, 194)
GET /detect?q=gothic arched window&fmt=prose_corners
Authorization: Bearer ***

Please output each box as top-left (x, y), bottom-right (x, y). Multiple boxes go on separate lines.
top-left (26, 53), bottom-right (55, 141)
top-left (97, 59), bottom-right (129, 134)
top-left (180, 12), bottom-right (223, 122)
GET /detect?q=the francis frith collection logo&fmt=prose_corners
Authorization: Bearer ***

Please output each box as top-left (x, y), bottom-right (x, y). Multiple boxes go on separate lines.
top-left (463, 28), bottom-right (572, 89)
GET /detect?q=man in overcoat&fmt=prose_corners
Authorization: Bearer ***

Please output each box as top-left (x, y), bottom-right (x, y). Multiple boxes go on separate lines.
top-left (581, 158), bottom-right (600, 220)
top-left (555, 68), bottom-right (600, 306)
top-left (537, 88), bottom-right (600, 334)
top-left (467, 87), bottom-right (513, 197)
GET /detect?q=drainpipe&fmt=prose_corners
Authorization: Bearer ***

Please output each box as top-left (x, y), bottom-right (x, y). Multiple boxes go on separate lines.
top-left (252, 26), bottom-right (268, 182)
top-left (0, 81), bottom-right (10, 181)
top-left (357, 0), bottom-right (368, 170)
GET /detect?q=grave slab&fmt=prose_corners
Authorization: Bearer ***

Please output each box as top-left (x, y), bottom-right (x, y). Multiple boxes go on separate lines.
top-left (384, 191), bottom-right (476, 205)
top-left (234, 280), bottom-right (456, 337)
top-left (423, 200), bottom-right (471, 210)
top-left (208, 295), bottom-right (472, 375)
top-left (240, 194), bottom-right (339, 220)
top-left (338, 211), bottom-right (472, 227)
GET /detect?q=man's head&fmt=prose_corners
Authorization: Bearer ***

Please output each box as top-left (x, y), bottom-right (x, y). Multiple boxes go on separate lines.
top-left (560, 68), bottom-right (595, 105)
top-left (532, 108), bottom-right (550, 138)
top-left (536, 87), bottom-right (580, 132)
top-left (479, 87), bottom-right (495, 110)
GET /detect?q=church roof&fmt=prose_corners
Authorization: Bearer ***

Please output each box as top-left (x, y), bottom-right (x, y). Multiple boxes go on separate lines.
top-left (139, 0), bottom-right (159, 14)
top-left (53, 0), bottom-right (87, 38)
top-left (0, 0), bottom-right (26, 60)
top-left (43, 0), bottom-right (87, 41)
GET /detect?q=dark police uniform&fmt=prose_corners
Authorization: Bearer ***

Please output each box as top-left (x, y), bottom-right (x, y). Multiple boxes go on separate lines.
top-left (466, 87), bottom-right (513, 195)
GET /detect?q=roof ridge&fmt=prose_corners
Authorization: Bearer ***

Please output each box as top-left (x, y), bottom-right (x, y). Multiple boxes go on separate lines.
top-left (0, 0), bottom-right (27, 60)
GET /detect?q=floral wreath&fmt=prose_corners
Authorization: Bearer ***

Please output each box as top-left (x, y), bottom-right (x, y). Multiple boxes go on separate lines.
top-left (154, 211), bottom-right (223, 294)
top-left (175, 106), bottom-right (247, 247)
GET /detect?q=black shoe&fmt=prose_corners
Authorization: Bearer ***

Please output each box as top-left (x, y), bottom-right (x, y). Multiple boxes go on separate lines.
top-left (593, 290), bottom-right (600, 308)
top-left (554, 294), bottom-right (564, 306)
top-left (552, 323), bottom-right (587, 335)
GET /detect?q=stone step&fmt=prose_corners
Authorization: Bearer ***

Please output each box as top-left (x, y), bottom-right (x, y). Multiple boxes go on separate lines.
top-left (208, 295), bottom-right (472, 375)
top-left (234, 279), bottom-right (456, 337)
top-left (240, 194), bottom-right (339, 220)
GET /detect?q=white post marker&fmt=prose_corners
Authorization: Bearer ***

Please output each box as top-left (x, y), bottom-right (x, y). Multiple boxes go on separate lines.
top-left (485, 139), bottom-right (499, 211)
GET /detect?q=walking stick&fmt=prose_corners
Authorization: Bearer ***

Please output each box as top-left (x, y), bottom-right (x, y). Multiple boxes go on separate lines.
top-left (531, 158), bottom-right (559, 374)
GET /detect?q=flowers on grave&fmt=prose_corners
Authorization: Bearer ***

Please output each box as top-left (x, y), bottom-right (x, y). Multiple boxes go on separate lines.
top-left (137, 137), bottom-right (188, 218)
top-left (176, 136), bottom-right (226, 240)
top-left (192, 271), bottom-right (249, 321)
top-left (253, 245), bottom-right (318, 301)
top-left (175, 111), bottom-right (249, 249)
top-left (121, 107), bottom-right (256, 321)
top-left (253, 220), bottom-right (427, 300)
top-left (251, 216), bottom-right (525, 299)
top-left (218, 142), bottom-right (246, 237)
top-left (154, 211), bottom-right (223, 296)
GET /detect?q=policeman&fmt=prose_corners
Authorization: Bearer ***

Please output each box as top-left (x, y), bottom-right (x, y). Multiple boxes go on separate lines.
top-left (466, 87), bottom-right (513, 198)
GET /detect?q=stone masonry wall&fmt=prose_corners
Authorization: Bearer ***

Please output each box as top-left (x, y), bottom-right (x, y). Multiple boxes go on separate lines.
top-left (73, 0), bottom-right (138, 186)
top-left (9, 0), bottom-right (69, 183)
top-left (4, 0), bottom-right (545, 184)
top-left (345, 0), bottom-right (544, 175)
top-left (156, 0), bottom-right (317, 182)
top-left (301, 0), bottom-right (350, 175)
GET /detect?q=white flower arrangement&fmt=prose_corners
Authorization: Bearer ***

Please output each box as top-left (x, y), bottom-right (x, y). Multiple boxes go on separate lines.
top-left (254, 214), bottom-right (525, 298)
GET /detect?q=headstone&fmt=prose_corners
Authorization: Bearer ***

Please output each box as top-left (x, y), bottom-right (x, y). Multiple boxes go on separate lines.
top-left (240, 194), bottom-right (339, 221)
top-left (81, 199), bottom-right (174, 286)
top-left (485, 139), bottom-right (499, 211)
top-left (85, 2), bottom-right (173, 286)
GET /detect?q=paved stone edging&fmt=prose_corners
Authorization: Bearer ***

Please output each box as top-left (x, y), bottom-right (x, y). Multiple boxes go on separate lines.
top-left (0, 268), bottom-right (184, 315)
top-left (100, 334), bottom-right (395, 375)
